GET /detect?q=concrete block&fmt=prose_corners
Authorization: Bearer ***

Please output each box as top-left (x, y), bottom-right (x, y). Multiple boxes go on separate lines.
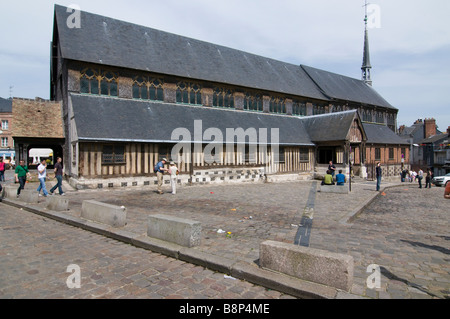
top-left (19, 189), bottom-right (39, 204)
top-left (46, 195), bottom-right (69, 211)
top-left (147, 214), bottom-right (201, 248)
top-left (260, 240), bottom-right (354, 292)
top-left (81, 200), bottom-right (127, 228)
top-left (319, 185), bottom-right (349, 194)
top-left (3, 185), bottom-right (18, 199)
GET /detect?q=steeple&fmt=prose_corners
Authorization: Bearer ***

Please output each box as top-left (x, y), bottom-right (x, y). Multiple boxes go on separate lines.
top-left (362, 0), bottom-right (373, 86)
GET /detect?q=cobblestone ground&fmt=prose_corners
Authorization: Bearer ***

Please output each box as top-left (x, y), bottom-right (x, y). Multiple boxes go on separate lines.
top-left (1, 173), bottom-right (449, 299)
top-left (312, 184), bottom-right (450, 299)
top-left (50, 181), bottom-right (378, 263)
top-left (0, 205), bottom-right (294, 299)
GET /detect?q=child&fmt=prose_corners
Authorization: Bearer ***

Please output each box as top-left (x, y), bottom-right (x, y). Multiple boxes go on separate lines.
top-left (168, 162), bottom-right (179, 195)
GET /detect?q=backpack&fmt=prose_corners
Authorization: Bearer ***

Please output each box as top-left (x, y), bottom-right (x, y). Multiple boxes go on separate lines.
top-left (154, 164), bottom-right (159, 173)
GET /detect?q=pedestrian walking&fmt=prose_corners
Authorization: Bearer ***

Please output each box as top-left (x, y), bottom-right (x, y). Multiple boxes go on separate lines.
top-left (411, 170), bottom-right (417, 183)
top-left (401, 168), bottom-right (408, 183)
top-left (154, 158), bottom-right (168, 194)
top-left (0, 158), bottom-right (5, 182)
top-left (37, 159), bottom-right (49, 197)
top-left (418, 168), bottom-right (423, 189)
top-left (50, 157), bottom-right (65, 195)
top-left (15, 160), bottom-right (31, 197)
top-left (376, 162), bottom-right (382, 191)
top-left (168, 161), bottom-right (179, 195)
top-left (425, 169), bottom-right (432, 189)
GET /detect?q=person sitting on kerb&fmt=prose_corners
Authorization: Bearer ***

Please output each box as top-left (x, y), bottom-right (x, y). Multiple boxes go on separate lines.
top-left (322, 170), bottom-right (335, 186)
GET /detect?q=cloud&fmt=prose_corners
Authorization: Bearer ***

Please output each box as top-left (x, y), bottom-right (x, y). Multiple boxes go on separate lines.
top-left (0, 0), bottom-right (448, 129)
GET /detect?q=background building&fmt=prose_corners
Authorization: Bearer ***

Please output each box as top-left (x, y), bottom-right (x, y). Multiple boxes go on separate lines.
top-left (0, 97), bottom-right (15, 167)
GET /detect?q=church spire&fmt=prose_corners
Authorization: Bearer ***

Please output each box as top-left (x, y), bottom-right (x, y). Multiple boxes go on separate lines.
top-left (362, 0), bottom-right (373, 86)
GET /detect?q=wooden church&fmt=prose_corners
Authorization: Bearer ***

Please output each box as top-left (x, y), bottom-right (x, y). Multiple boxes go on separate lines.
top-left (48, 5), bottom-right (408, 189)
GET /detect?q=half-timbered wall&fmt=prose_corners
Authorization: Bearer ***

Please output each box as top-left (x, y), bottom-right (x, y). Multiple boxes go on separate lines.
top-left (78, 142), bottom-right (314, 178)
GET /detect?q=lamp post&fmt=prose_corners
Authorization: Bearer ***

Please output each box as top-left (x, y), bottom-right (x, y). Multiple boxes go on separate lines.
top-left (349, 146), bottom-right (353, 192)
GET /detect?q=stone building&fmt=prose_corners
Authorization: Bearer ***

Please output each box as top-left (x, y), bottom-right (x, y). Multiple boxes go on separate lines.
top-left (50, 5), bottom-right (408, 189)
top-left (12, 97), bottom-right (64, 168)
top-left (0, 97), bottom-right (15, 165)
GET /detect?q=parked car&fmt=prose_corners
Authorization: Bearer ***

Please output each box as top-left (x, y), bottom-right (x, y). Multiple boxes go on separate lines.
top-left (432, 173), bottom-right (450, 187)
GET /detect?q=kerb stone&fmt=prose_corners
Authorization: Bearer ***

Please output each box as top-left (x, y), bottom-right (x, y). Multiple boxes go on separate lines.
top-left (81, 200), bottom-right (126, 228)
top-left (46, 195), bottom-right (69, 211)
top-left (260, 240), bottom-right (354, 292)
top-left (3, 185), bottom-right (17, 199)
top-left (19, 189), bottom-right (39, 204)
top-left (319, 185), bottom-right (349, 194)
top-left (147, 214), bottom-right (201, 248)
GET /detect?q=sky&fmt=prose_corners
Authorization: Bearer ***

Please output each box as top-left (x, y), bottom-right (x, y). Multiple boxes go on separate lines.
top-left (1, 0), bottom-right (449, 130)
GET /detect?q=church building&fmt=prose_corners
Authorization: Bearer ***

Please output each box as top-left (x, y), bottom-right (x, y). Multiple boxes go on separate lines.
top-left (48, 5), bottom-right (408, 189)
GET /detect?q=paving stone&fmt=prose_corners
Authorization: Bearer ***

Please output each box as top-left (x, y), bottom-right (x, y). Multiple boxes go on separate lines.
top-left (1, 174), bottom-right (448, 299)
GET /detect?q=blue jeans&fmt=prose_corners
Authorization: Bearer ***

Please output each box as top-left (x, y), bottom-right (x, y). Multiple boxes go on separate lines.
top-left (376, 176), bottom-right (382, 191)
top-left (37, 177), bottom-right (49, 196)
top-left (17, 176), bottom-right (26, 195)
top-left (50, 175), bottom-right (64, 194)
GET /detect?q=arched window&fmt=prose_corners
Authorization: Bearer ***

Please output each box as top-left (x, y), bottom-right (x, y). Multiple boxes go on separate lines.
top-left (270, 97), bottom-right (286, 114)
top-left (213, 88), bottom-right (234, 108)
top-left (313, 104), bottom-right (326, 115)
top-left (332, 105), bottom-right (343, 113)
top-left (80, 69), bottom-right (118, 97)
top-left (176, 82), bottom-right (202, 105)
top-left (100, 71), bottom-right (118, 97)
top-left (244, 93), bottom-right (263, 112)
top-left (376, 111), bottom-right (384, 124)
top-left (80, 69), bottom-right (99, 95)
top-left (362, 110), bottom-right (373, 122)
top-left (292, 101), bottom-right (307, 116)
top-left (133, 76), bottom-right (164, 101)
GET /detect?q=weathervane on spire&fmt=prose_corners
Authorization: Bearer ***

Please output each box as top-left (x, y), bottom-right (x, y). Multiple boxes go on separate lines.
top-left (361, 0), bottom-right (373, 86)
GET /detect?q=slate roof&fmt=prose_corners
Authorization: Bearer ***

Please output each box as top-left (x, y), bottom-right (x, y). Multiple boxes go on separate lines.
top-left (54, 5), bottom-right (397, 111)
top-left (301, 65), bottom-right (396, 110)
top-left (0, 97), bottom-right (12, 113)
top-left (54, 5), bottom-right (327, 101)
top-left (418, 133), bottom-right (449, 145)
top-left (298, 110), bottom-right (360, 142)
top-left (363, 123), bottom-right (409, 145)
top-left (69, 94), bottom-right (314, 146)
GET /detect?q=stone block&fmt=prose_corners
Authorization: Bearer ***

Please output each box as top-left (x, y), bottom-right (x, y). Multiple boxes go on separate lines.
top-left (147, 214), bottom-right (201, 248)
top-left (81, 200), bottom-right (127, 228)
top-left (319, 185), bottom-right (349, 194)
top-left (46, 195), bottom-right (69, 211)
top-left (3, 185), bottom-right (18, 199)
top-left (19, 189), bottom-right (39, 204)
top-left (259, 240), bottom-right (354, 291)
